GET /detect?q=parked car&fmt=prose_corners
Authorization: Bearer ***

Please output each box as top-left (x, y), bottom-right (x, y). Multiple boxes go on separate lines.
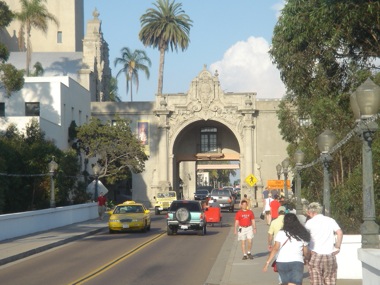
top-left (153, 191), bottom-right (177, 215)
top-left (194, 189), bottom-right (210, 201)
top-left (210, 189), bottom-right (235, 212)
top-left (108, 201), bottom-right (151, 233)
top-left (166, 200), bottom-right (207, 236)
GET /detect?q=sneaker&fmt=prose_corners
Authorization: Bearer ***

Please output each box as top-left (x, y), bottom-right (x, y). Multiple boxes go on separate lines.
top-left (242, 255), bottom-right (248, 260)
top-left (247, 253), bottom-right (254, 259)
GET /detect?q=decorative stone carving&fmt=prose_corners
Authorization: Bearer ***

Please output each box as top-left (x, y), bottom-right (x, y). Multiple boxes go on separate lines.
top-left (164, 66), bottom-right (254, 139)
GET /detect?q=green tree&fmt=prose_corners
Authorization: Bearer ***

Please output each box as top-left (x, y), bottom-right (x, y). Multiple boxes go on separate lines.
top-left (270, 0), bottom-right (380, 232)
top-left (0, 120), bottom-right (83, 213)
top-left (114, 47), bottom-right (151, 102)
top-left (139, 0), bottom-right (192, 95)
top-left (15, 0), bottom-right (58, 75)
top-left (108, 76), bottom-right (121, 102)
top-left (76, 117), bottom-right (148, 185)
top-left (30, 61), bottom-right (44, 76)
top-left (0, 1), bottom-right (24, 96)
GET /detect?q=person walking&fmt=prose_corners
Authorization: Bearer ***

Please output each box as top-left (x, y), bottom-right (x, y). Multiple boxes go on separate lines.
top-left (263, 193), bottom-right (273, 225)
top-left (234, 200), bottom-right (256, 260)
top-left (240, 194), bottom-right (251, 209)
top-left (263, 213), bottom-right (311, 285)
top-left (97, 192), bottom-right (107, 220)
top-left (305, 202), bottom-right (343, 285)
top-left (270, 194), bottom-right (281, 221)
top-left (268, 205), bottom-right (286, 285)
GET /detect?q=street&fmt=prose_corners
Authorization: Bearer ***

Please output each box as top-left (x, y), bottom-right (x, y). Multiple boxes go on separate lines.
top-left (0, 210), bottom-right (236, 285)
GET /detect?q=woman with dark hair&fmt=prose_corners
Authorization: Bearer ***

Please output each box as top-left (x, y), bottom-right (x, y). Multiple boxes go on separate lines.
top-left (263, 213), bottom-right (310, 285)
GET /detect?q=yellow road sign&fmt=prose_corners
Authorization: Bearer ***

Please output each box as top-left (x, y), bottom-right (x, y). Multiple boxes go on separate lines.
top-left (245, 174), bottom-right (257, 187)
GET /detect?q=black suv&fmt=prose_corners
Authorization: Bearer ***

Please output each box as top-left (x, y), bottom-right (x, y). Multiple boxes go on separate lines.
top-left (166, 200), bottom-right (206, 236)
top-left (194, 189), bottom-right (210, 201)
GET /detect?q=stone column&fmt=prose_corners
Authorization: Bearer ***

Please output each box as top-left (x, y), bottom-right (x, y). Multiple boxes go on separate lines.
top-left (238, 99), bottom-right (256, 199)
top-left (154, 106), bottom-right (171, 192)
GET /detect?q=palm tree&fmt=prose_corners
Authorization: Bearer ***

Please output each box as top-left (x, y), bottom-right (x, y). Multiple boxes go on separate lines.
top-left (114, 47), bottom-right (151, 102)
top-left (108, 77), bottom-right (122, 102)
top-left (139, 0), bottom-right (192, 95)
top-left (15, 0), bottom-right (58, 76)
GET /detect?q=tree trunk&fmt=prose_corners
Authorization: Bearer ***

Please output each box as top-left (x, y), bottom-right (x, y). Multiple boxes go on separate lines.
top-left (26, 24), bottom-right (31, 76)
top-left (157, 46), bottom-right (166, 95)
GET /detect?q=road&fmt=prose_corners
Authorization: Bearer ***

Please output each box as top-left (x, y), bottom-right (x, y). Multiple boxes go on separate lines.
top-left (0, 209), bottom-right (236, 285)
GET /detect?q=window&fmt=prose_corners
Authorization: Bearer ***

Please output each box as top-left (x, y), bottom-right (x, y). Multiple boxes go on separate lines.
top-left (200, 127), bottom-right (217, 152)
top-left (57, 31), bottom-right (62, 43)
top-left (0, 103), bottom-right (4, 117)
top-left (25, 102), bottom-right (40, 116)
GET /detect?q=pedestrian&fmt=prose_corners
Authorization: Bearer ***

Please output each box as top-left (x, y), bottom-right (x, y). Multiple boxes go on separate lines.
top-left (97, 192), bottom-right (107, 220)
top-left (305, 202), bottom-right (343, 285)
top-left (268, 205), bottom-right (286, 285)
top-left (263, 213), bottom-right (311, 285)
top-left (270, 194), bottom-right (281, 221)
top-left (240, 194), bottom-right (251, 209)
top-left (267, 206), bottom-right (286, 250)
top-left (262, 187), bottom-right (269, 200)
top-left (263, 193), bottom-right (273, 225)
top-left (234, 200), bottom-right (256, 260)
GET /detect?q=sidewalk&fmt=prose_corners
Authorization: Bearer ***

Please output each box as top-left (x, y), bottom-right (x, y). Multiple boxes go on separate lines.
top-left (0, 210), bottom-right (362, 285)
top-left (206, 207), bottom-right (362, 285)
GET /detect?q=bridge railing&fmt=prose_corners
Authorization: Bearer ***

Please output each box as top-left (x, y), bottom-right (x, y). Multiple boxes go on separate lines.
top-left (0, 203), bottom-right (98, 241)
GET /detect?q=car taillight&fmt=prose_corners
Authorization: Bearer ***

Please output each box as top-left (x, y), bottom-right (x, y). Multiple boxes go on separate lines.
top-left (228, 198), bottom-right (231, 203)
top-left (200, 213), bottom-right (204, 219)
top-left (166, 213), bottom-right (169, 218)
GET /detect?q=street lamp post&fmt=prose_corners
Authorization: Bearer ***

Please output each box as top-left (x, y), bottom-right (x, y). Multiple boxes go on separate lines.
top-left (92, 162), bottom-right (101, 201)
top-left (281, 158), bottom-right (290, 198)
top-left (294, 150), bottom-right (305, 215)
top-left (48, 157), bottom-right (58, 208)
top-left (350, 78), bottom-right (380, 249)
top-left (317, 130), bottom-right (336, 217)
top-left (276, 164), bottom-right (282, 180)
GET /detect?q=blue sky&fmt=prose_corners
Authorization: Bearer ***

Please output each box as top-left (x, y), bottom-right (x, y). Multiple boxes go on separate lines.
top-left (84, 0), bottom-right (286, 102)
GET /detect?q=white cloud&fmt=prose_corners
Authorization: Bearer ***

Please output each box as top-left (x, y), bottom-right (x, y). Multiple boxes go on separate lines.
top-left (272, 1), bottom-right (285, 19)
top-left (210, 36), bottom-right (286, 99)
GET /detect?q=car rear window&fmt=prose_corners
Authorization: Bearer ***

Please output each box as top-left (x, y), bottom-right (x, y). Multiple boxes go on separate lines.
top-left (211, 190), bottom-right (231, 196)
top-left (196, 190), bottom-right (208, 195)
top-left (169, 202), bottom-right (201, 212)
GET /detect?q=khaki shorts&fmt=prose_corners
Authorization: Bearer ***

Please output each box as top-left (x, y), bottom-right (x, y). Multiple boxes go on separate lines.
top-left (237, 225), bottom-right (254, 241)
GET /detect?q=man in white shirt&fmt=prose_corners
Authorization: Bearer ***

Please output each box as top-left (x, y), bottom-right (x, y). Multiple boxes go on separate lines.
top-left (305, 202), bottom-right (343, 285)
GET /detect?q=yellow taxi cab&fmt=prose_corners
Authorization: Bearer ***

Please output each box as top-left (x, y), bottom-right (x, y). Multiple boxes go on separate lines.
top-left (108, 201), bottom-right (151, 233)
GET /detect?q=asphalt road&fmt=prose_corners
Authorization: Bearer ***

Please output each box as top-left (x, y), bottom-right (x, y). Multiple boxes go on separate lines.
top-left (0, 209), bottom-right (236, 285)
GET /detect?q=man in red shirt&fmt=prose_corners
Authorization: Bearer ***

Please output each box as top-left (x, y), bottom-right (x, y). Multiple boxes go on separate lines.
top-left (270, 194), bottom-right (281, 220)
top-left (234, 200), bottom-right (256, 260)
top-left (97, 192), bottom-right (107, 220)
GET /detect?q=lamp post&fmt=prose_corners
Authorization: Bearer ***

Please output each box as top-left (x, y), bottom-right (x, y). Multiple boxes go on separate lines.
top-left (276, 164), bottom-right (282, 180)
top-left (317, 130), bottom-right (336, 217)
top-left (281, 158), bottom-right (290, 198)
top-left (92, 162), bottom-right (101, 201)
top-left (48, 157), bottom-right (58, 208)
top-left (350, 78), bottom-right (380, 249)
top-left (294, 150), bottom-right (304, 215)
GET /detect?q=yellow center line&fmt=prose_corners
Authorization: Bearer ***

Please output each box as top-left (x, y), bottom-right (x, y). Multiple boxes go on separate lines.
top-left (70, 231), bottom-right (166, 285)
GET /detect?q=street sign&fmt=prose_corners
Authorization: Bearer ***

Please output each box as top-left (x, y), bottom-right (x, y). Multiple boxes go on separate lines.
top-left (245, 174), bottom-right (257, 187)
top-left (267, 180), bottom-right (290, 189)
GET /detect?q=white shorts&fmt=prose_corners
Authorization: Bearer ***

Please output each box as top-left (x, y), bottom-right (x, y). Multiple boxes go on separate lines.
top-left (237, 225), bottom-right (254, 241)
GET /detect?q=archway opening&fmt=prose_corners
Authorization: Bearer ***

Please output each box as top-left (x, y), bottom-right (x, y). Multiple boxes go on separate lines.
top-left (172, 120), bottom-right (241, 199)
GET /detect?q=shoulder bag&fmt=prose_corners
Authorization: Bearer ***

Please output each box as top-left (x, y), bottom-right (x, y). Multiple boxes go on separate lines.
top-left (271, 238), bottom-right (289, 272)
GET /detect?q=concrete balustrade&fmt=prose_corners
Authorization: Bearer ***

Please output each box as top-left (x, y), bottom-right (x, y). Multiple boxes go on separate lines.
top-left (0, 203), bottom-right (98, 241)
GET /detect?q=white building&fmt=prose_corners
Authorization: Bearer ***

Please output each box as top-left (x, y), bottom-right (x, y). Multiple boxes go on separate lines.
top-left (0, 76), bottom-right (90, 149)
